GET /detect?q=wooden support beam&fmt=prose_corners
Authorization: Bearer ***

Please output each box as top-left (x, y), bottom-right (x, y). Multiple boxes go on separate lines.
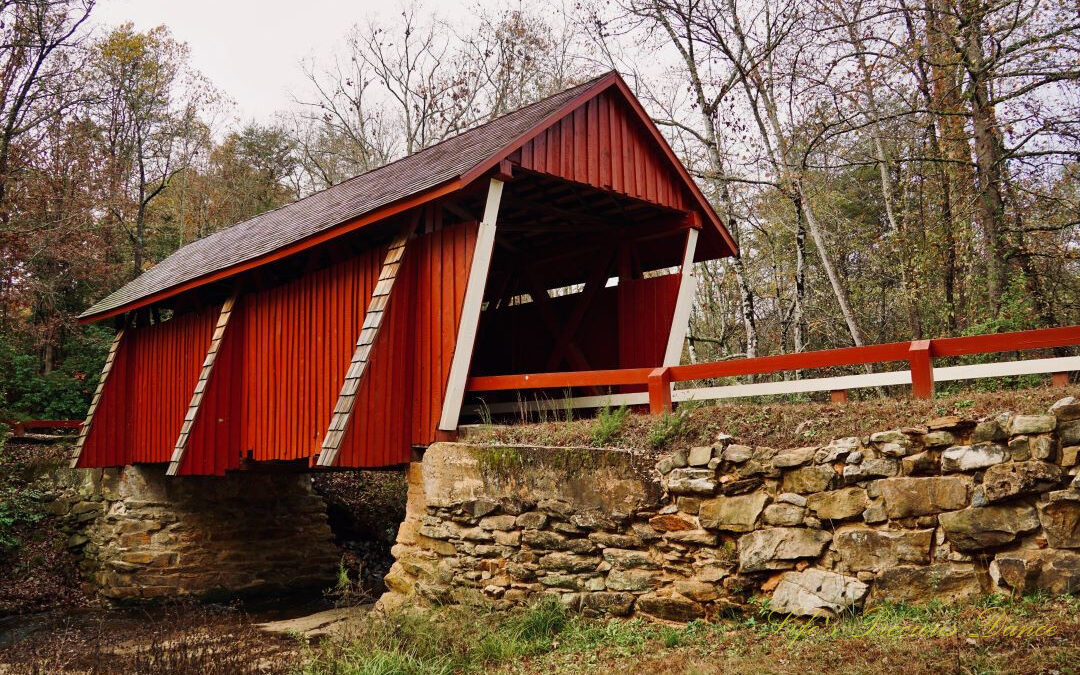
top-left (664, 228), bottom-right (699, 366)
top-left (318, 219), bottom-right (418, 467)
top-left (69, 328), bottom-right (125, 468)
top-left (830, 389), bottom-right (849, 404)
top-left (1052, 371), bottom-right (1070, 388)
top-left (438, 178), bottom-right (505, 431)
top-left (908, 340), bottom-right (934, 399)
top-left (166, 293), bottom-right (238, 476)
top-left (522, 271), bottom-right (594, 374)
top-left (648, 367), bottom-right (673, 415)
top-left (545, 250), bottom-right (615, 371)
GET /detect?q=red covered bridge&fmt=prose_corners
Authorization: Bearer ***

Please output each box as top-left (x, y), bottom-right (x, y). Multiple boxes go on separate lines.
top-left (71, 72), bottom-right (737, 476)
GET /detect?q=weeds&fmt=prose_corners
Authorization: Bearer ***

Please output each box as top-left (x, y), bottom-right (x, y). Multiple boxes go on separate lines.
top-left (591, 404), bottom-right (630, 447)
top-left (646, 399), bottom-right (702, 450)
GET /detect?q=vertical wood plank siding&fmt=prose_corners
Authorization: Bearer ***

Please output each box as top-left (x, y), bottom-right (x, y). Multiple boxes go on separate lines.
top-left (238, 246), bottom-right (383, 462)
top-left (78, 219), bottom-right (478, 473)
top-left (509, 91), bottom-right (687, 211)
top-left (76, 307), bottom-right (216, 468)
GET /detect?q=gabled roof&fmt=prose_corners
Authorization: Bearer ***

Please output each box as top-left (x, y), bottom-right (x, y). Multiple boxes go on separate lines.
top-left (82, 71), bottom-right (734, 322)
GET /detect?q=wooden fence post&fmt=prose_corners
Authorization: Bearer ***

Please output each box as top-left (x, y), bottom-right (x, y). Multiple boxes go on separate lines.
top-left (1052, 372), bottom-right (1070, 388)
top-left (648, 367), bottom-right (673, 415)
top-left (909, 340), bottom-right (934, 399)
top-left (830, 389), bottom-right (849, 404)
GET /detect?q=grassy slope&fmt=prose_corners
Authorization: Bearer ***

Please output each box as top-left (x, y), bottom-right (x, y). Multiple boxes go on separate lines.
top-left (472, 385), bottom-right (1080, 454)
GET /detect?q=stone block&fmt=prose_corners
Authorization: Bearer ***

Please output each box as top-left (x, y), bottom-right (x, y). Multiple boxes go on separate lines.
top-left (834, 527), bottom-right (933, 572)
top-left (649, 513), bottom-right (697, 532)
top-left (1059, 419), bottom-right (1080, 446)
top-left (982, 461), bottom-right (1063, 503)
top-left (843, 458), bottom-right (899, 481)
top-left (540, 552), bottom-right (601, 573)
top-left (763, 503), bottom-right (805, 527)
top-left (636, 592), bottom-right (705, 622)
top-left (870, 430), bottom-right (909, 445)
top-left (868, 564), bottom-right (981, 606)
top-left (1050, 396), bottom-right (1080, 422)
top-left (1061, 446), bottom-right (1080, 467)
top-left (588, 532), bottom-right (642, 548)
top-left (673, 579), bottom-right (719, 603)
top-left (1010, 415), bottom-right (1056, 435)
top-left (1008, 435), bottom-right (1031, 461)
top-left (569, 511), bottom-right (617, 531)
top-left (479, 515), bottom-right (518, 531)
top-left (664, 529), bottom-right (719, 545)
top-left (737, 527), bottom-right (831, 573)
top-left (515, 512), bottom-right (548, 530)
top-left (922, 431), bottom-right (956, 447)
top-left (1038, 494), bottom-right (1080, 549)
top-left (665, 468), bottom-right (716, 496)
top-left (781, 465), bottom-right (835, 494)
top-left (769, 568), bottom-right (867, 618)
top-left (605, 568), bottom-right (661, 592)
top-left (687, 446), bottom-right (714, 466)
top-left (772, 447), bottom-right (817, 468)
top-left (972, 419), bottom-right (1007, 444)
top-left (941, 444), bottom-right (1006, 472)
top-left (723, 444), bottom-right (753, 463)
top-left (602, 548), bottom-right (660, 570)
top-left (1031, 435), bottom-right (1056, 461)
top-left (815, 438), bottom-right (860, 464)
top-left (994, 549), bottom-right (1080, 595)
top-left (901, 450), bottom-right (938, 476)
top-left (806, 487), bottom-right (869, 521)
top-left (698, 492), bottom-right (770, 532)
top-left (877, 476), bottom-right (969, 518)
top-left (582, 591), bottom-right (635, 616)
top-left (939, 504), bottom-right (1040, 551)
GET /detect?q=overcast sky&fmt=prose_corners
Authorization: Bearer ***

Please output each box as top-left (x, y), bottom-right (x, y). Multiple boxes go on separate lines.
top-left (91, 0), bottom-right (495, 125)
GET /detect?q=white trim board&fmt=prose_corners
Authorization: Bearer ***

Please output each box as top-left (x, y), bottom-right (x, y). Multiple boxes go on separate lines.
top-left (462, 356), bottom-right (1079, 416)
top-left (438, 177), bottom-right (504, 431)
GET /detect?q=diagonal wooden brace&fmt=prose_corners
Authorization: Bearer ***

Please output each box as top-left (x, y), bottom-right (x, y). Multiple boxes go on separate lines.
top-left (69, 328), bottom-right (126, 469)
top-left (317, 219), bottom-right (417, 467)
top-left (166, 292), bottom-right (238, 476)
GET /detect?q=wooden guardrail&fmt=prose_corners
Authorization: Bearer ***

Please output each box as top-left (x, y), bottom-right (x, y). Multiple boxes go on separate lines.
top-left (466, 325), bottom-right (1080, 415)
top-left (5, 419), bottom-right (82, 437)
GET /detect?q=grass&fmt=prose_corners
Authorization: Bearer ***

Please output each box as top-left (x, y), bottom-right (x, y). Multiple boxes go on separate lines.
top-left (5, 593), bottom-right (1077, 674)
top-left (294, 592), bottom-right (1080, 675)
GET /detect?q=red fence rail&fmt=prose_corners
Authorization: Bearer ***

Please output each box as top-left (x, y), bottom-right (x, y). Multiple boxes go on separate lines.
top-left (4, 419), bottom-right (83, 437)
top-left (466, 325), bottom-right (1080, 414)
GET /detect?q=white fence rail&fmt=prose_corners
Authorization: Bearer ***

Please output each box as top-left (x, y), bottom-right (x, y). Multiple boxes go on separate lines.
top-left (466, 356), bottom-right (1080, 416)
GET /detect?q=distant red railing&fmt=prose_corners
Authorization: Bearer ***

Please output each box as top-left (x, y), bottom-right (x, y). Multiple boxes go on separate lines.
top-left (465, 325), bottom-right (1080, 414)
top-left (4, 419), bottom-right (82, 437)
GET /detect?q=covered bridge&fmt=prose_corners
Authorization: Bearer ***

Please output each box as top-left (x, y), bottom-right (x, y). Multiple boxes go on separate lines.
top-left (71, 71), bottom-right (737, 476)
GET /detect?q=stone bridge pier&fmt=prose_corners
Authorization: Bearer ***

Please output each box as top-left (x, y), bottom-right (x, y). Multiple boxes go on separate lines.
top-left (61, 465), bottom-right (339, 600)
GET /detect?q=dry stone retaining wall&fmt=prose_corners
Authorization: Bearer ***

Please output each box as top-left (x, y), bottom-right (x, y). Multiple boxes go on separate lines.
top-left (379, 398), bottom-right (1080, 620)
top-left (49, 465), bottom-right (339, 600)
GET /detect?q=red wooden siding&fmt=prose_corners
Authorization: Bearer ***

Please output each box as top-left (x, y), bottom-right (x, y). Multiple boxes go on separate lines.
top-left (80, 218), bottom-right (479, 473)
top-left (179, 298), bottom-right (245, 475)
top-left (237, 247), bottom-right (384, 462)
top-left (618, 275), bottom-right (680, 368)
top-left (77, 307), bottom-right (216, 468)
top-left (511, 91), bottom-right (688, 211)
top-left (409, 221), bottom-right (479, 447)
